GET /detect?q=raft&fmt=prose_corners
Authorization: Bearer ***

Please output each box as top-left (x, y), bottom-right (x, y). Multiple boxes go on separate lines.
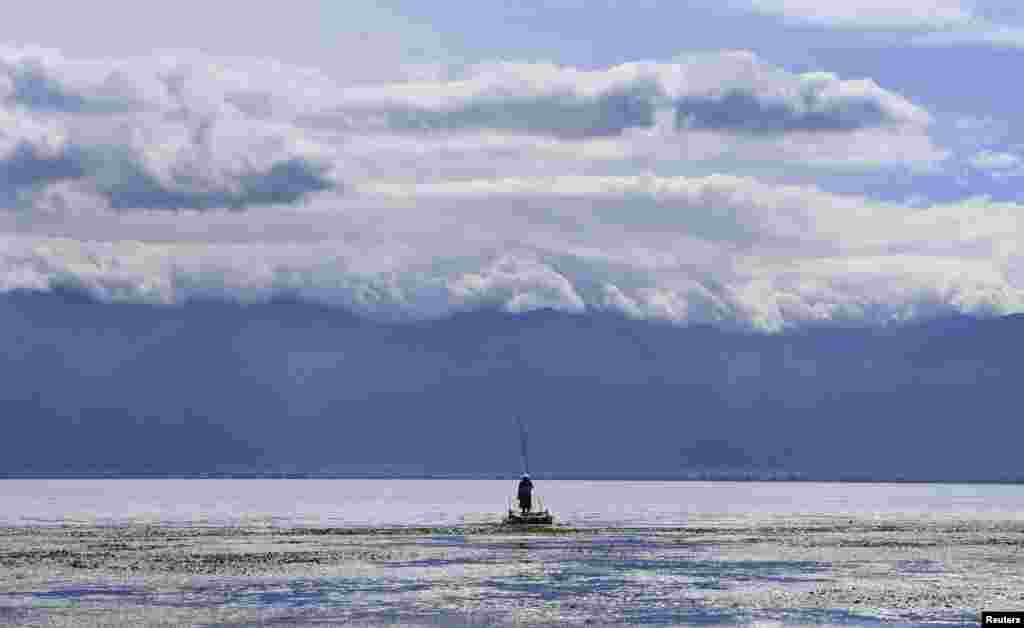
top-left (503, 508), bottom-right (554, 525)
top-left (502, 494), bottom-right (554, 525)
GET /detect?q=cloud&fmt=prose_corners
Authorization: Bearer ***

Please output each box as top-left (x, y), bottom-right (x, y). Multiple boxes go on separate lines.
top-left (0, 48), bottom-right (1009, 332)
top-left (0, 117), bottom-right (335, 211)
top-left (967, 150), bottom-right (1024, 178)
top-left (0, 140), bottom-right (86, 189)
top-left (673, 73), bottom-right (924, 134)
top-left (2, 175), bottom-right (1021, 331)
top-left (81, 131), bottom-right (336, 211)
top-left (311, 52), bottom-right (930, 139)
top-left (740, 0), bottom-right (969, 30)
top-left (309, 53), bottom-right (940, 182)
top-left (736, 0), bottom-right (1024, 48)
top-left (912, 24), bottom-right (1024, 47)
top-left (968, 150), bottom-right (1021, 170)
top-left (0, 47), bottom-right (940, 215)
top-left (334, 89), bottom-right (657, 140)
top-left (1, 48), bottom-right (337, 212)
top-left (0, 48), bottom-right (154, 114)
top-left (351, 174), bottom-right (929, 250)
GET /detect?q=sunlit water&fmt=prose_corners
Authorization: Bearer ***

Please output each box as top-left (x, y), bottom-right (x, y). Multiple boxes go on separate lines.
top-left (2, 481), bottom-right (1016, 626)
top-left (2, 479), bottom-right (1023, 527)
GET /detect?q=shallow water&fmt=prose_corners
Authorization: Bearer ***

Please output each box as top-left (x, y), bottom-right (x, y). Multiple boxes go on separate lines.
top-left (3, 479), bottom-right (1023, 528)
top-left (0, 521), bottom-right (996, 627)
top-left (1, 481), bottom-right (1018, 626)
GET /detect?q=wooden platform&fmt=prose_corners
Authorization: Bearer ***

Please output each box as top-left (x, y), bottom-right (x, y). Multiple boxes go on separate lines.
top-left (503, 509), bottom-right (554, 525)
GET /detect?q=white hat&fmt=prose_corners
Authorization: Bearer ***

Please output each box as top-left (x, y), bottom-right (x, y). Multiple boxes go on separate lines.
top-left (522, 473), bottom-right (530, 478)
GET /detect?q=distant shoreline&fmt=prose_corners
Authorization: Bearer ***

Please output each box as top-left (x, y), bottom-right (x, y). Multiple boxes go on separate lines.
top-left (2, 472), bottom-right (1023, 484)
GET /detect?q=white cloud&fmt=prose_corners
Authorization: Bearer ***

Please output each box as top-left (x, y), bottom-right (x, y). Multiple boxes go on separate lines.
top-left (2, 175), bottom-right (1021, 331)
top-left (0, 48), bottom-right (1013, 332)
top-left (969, 150), bottom-right (1021, 170)
top-left (316, 52), bottom-right (931, 137)
top-left (0, 47), bottom-right (943, 212)
top-left (912, 23), bottom-right (1024, 48)
top-left (967, 150), bottom-right (1024, 178)
top-left (739, 0), bottom-right (1024, 48)
top-left (0, 47), bottom-right (338, 211)
top-left (743, 0), bottom-right (969, 29)
top-left (319, 52), bottom-right (941, 183)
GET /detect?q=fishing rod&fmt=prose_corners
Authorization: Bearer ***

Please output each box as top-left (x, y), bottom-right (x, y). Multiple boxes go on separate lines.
top-left (516, 416), bottom-right (530, 476)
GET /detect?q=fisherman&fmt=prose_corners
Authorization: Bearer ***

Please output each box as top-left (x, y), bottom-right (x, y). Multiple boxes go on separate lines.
top-left (517, 473), bottom-right (534, 513)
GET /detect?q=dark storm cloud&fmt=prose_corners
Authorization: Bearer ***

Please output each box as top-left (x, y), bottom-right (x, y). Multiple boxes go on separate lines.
top-left (674, 87), bottom-right (896, 134)
top-left (0, 135), bottom-right (334, 211)
top-left (94, 152), bottom-right (335, 211)
top-left (0, 141), bottom-right (86, 187)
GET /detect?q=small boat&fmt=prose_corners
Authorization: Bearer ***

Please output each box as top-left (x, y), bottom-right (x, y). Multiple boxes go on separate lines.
top-left (504, 493), bottom-right (554, 525)
top-left (501, 418), bottom-right (555, 526)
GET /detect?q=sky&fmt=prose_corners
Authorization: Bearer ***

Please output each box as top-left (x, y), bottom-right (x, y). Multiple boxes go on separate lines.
top-left (2, 1), bottom-right (1023, 476)
top-left (1, 0), bottom-right (1022, 330)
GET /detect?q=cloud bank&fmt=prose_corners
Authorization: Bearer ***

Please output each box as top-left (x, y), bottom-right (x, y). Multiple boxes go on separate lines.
top-left (317, 52), bottom-right (929, 137)
top-left (3, 173), bottom-right (1021, 331)
top-left (1, 47), bottom-right (1017, 331)
top-left (1, 48), bottom-right (337, 211)
top-left (2, 47), bottom-right (941, 205)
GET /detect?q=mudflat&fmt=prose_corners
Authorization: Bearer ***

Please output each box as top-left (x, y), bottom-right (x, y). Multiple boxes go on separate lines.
top-left (0, 517), bottom-right (1021, 626)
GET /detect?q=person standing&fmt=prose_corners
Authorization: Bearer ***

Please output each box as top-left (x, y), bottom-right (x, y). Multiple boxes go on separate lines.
top-left (517, 473), bottom-right (534, 513)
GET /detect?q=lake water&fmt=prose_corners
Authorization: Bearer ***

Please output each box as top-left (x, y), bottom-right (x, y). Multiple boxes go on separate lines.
top-left (3, 479), bottom-right (1023, 527)
top-left (2, 480), bottom-right (1017, 626)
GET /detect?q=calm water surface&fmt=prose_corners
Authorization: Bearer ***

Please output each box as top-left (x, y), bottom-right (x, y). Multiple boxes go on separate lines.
top-left (2, 480), bottom-right (1023, 527)
top-left (0, 480), bottom-right (1008, 626)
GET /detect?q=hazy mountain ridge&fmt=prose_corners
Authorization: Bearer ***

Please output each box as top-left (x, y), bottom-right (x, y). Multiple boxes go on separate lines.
top-left (2, 290), bottom-right (1021, 480)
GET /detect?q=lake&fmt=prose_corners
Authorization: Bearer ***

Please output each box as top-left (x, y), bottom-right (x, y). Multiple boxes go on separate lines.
top-left (2, 480), bottom-right (1019, 626)
top-left (3, 479), bottom-right (1023, 528)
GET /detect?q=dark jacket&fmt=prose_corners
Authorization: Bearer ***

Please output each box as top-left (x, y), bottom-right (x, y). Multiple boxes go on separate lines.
top-left (517, 478), bottom-right (533, 498)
